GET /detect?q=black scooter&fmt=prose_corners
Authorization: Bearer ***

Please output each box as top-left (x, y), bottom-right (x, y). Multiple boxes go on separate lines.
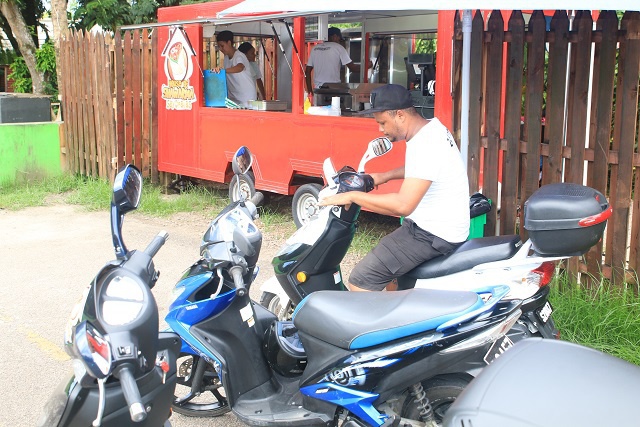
top-left (39, 165), bottom-right (180, 426)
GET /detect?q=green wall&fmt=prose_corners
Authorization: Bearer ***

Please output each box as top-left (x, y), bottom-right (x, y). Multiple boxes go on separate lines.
top-left (0, 122), bottom-right (61, 185)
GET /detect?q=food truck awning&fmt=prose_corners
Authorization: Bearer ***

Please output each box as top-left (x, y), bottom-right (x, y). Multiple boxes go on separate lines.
top-left (218, 0), bottom-right (639, 15)
top-left (120, 0), bottom-right (332, 30)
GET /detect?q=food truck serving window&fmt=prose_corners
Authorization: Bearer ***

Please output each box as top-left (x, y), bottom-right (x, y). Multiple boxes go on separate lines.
top-left (154, 6), bottom-right (440, 117)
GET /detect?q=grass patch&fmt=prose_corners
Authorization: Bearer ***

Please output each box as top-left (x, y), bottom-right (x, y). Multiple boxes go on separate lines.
top-left (137, 184), bottom-right (228, 217)
top-left (550, 274), bottom-right (640, 365)
top-left (0, 174), bottom-right (82, 209)
top-left (65, 176), bottom-right (113, 211)
top-left (0, 173), bottom-right (231, 217)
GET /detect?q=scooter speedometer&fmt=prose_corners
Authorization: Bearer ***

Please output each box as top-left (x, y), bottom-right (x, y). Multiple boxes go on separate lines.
top-left (101, 275), bottom-right (145, 326)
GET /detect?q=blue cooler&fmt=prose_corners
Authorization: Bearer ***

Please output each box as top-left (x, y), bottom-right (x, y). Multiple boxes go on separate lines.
top-left (204, 70), bottom-right (227, 107)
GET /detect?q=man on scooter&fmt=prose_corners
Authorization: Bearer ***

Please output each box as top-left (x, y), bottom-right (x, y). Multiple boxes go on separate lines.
top-left (319, 84), bottom-right (470, 291)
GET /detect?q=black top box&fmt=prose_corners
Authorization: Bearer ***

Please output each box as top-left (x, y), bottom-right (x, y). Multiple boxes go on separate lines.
top-left (524, 183), bottom-right (611, 256)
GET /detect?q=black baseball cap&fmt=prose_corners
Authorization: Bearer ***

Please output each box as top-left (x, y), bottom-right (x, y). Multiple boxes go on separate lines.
top-left (360, 84), bottom-right (414, 114)
top-left (328, 27), bottom-right (343, 41)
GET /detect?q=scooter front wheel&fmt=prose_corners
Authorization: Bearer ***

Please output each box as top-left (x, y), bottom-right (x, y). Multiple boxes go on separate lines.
top-left (172, 353), bottom-right (230, 417)
top-left (260, 291), bottom-right (293, 320)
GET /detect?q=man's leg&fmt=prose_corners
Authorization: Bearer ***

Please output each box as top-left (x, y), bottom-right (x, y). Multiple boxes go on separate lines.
top-left (348, 279), bottom-right (397, 292)
top-left (349, 220), bottom-right (457, 292)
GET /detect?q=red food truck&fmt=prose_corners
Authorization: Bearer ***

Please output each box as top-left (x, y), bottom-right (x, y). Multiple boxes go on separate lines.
top-left (156, 1), bottom-right (456, 226)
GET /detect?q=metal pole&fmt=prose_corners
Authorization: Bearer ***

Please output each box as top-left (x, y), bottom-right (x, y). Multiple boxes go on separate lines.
top-left (259, 37), bottom-right (275, 75)
top-left (280, 19), bottom-right (306, 77)
top-left (267, 20), bottom-right (293, 73)
top-left (461, 10), bottom-right (472, 175)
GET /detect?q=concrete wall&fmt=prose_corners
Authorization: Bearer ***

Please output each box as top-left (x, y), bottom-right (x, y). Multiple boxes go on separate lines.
top-left (0, 122), bottom-right (61, 185)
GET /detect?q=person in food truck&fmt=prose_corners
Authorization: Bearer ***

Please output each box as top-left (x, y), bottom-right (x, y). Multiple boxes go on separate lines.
top-left (212, 30), bottom-right (256, 107)
top-left (305, 27), bottom-right (359, 95)
top-left (319, 84), bottom-right (470, 292)
top-left (238, 42), bottom-right (267, 101)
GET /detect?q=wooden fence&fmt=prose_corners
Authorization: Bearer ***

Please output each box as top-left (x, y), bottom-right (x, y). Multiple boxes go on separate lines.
top-left (59, 31), bottom-right (117, 179)
top-left (451, 10), bottom-right (640, 285)
top-left (59, 29), bottom-right (158, 182)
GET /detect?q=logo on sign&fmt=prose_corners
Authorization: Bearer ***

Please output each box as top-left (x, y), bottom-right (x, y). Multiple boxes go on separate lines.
top-left (161, 26), bottom-right (197, 110)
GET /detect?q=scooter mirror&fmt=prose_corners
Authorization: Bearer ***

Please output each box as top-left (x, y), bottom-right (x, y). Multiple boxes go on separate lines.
top-left (74, 321), bottom-right (113, 379)
top-left (358, 137), bottom-right (392, 173)
top-left (232, 146), bottom-right (253, 175)
top-left (112, 165), bottom-right (142, 215)
top-left (111, 165), bottom-right (143, 259)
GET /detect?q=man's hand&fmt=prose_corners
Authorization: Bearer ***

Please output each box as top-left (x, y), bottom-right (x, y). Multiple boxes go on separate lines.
top-left (212, 67), bottom-right (222, 73)
top-left (369, 172), bottom-right (386, 187)
top-left (318, 192), bottom-right (352, 211)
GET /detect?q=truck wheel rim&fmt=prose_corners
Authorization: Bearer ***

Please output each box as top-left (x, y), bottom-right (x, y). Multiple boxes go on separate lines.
top-left (297, 194), bottom-right (319, 224)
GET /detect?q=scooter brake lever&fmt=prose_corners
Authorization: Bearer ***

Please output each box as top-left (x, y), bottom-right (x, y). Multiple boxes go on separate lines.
top-left (92, 377), bottom-right (107, 426)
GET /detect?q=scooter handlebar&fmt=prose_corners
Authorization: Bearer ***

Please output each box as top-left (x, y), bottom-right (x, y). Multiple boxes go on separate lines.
top-left (144, 231), bottom-right (168, 258)
top-left (230, 265), bottom-right (247, 296)
top-left (116, 365), bottom-right (147, 422)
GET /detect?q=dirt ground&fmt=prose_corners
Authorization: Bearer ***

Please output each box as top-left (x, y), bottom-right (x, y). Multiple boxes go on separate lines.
top-left (0, 201), bottom-right (362, 427)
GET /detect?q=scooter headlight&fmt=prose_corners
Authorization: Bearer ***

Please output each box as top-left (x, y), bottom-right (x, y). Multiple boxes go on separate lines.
top-left (101, 275), bottom-right (145, 326)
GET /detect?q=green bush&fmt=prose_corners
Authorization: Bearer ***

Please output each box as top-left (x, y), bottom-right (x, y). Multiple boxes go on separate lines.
top-left (8, 41), bottom-right (58, 98)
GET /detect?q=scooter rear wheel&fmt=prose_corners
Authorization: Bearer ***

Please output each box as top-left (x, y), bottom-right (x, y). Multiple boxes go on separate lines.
top-left (172, 353), bottom-right (230, 417)
top-left (400, 374), bottom-right (471, 424)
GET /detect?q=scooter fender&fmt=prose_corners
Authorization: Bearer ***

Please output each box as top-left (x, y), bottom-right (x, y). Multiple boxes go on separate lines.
top-left (261, 276), bottom-right (291, 313)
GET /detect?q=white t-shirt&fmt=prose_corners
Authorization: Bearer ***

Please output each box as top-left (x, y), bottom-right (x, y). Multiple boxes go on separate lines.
top-left (249, 62), bottom-right (262, 81)
top-left (307, 42), bottom-right (352, 88)
top-left (224, 51), bottom-right (255, 106)
top-left (405, 118), bottom-right (470, 243)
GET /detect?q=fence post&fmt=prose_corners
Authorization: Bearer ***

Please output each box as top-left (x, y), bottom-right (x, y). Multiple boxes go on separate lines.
top-left (585, 11), bottom-right (618, 288)
top-left (483, 10), bottom-right (504, 237)
top-left (501, 11), bottom-right (525, 236)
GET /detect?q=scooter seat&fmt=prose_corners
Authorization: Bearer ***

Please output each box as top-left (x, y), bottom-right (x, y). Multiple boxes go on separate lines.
top-left (292, 289), bottom-right (483, 350)
top-left (404, 235), bottom-right (521, 280)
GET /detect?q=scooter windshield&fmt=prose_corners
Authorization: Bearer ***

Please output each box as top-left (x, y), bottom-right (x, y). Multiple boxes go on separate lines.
top-left (279, 207), bottom-right (331, 252)
top-left (205, 207), bottom-right (258, 244)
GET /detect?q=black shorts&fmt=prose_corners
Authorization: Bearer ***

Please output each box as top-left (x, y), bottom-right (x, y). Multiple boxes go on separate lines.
top-left (349, 219), bottom-right (460, 291)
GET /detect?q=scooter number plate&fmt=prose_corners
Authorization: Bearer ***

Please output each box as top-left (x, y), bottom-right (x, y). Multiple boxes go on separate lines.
top-left (483, 335), bottom-right (514, 365)
top-left (536, 301), bottom-right (553, 324)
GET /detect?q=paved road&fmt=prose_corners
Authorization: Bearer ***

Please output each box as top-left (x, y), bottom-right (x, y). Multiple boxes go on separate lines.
top-left (0, 204), bottom-right (288, 427)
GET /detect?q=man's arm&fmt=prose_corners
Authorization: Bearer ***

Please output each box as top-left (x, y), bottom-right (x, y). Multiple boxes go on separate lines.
top-left (305, 65), bottom-right (314, 94)
top-left (345, 60), bottom-right (373, 78)
top-left (370, 166), bottom-right (405, 186)
top-left (225, 63), bottom-right (245, 74)
top-left (319, 177), bottom-right (431, 217)
top-left (256, 78), bottom-right (267, 100)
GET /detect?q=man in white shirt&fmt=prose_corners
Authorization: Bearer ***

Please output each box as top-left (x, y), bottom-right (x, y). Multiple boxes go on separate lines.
top-left (238, 42), bottom-right (267, 100)
top-left (319, 84), bottom-right (470, 292)
top-left (213, 31), bottom-right (256, 107)
top-left (305, 27), bottom-right (359, 94)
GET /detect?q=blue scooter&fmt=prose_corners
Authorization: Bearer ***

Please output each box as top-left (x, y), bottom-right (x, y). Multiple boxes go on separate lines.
top-left (164, 146), bottom-right (524, 426)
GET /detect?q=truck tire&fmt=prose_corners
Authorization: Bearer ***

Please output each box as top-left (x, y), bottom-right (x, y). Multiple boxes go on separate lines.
top-left (229, 171), bottom-right (255, 202)
top-left (292, 183), bottom-right (322, 228)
